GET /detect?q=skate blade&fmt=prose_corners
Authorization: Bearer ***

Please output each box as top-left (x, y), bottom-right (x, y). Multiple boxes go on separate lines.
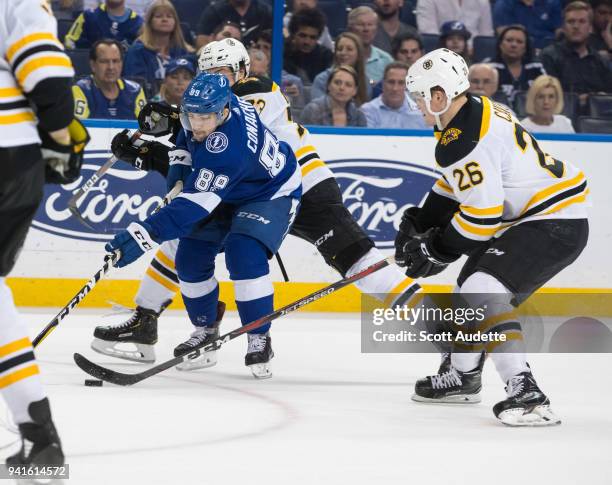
top-left (411, 393), bottom-right (481, 404)
top-left (90, 338), bottom-right (155, 363)
top-left (499, 405), bottom-right (561, 427)
top-left (249, 362), bottom-right (272, 379)
top-left (176, 351), bottom-right (217, 371)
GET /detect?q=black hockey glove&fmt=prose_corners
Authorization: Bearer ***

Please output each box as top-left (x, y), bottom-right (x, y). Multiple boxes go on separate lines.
top-left (111, 129), bottom-right (171, 175)
top-left (394, 206), bottom-right (425, 267)
top-left (137, 102), bottom-right (181, 139)
top-left (41, 118), bottom-right (90, 184)
top-left (401, 228), bottom-right (459, 278)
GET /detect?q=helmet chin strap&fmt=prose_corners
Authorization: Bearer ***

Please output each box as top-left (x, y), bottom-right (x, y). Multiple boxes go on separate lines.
top-left (425, 96), bottom-right (452, 131)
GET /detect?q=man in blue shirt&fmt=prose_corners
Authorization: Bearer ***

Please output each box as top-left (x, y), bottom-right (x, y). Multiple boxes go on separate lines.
top-left (105, 73), bottom-right (301, 378)
top-left (493, 0), bottom-right (563, 50)
top-left (72, 40), bottom-right (146, 119)
top-left (65, 0), bottom-right (143, 50)
top-left (360, 62), bottom-right (427, 129)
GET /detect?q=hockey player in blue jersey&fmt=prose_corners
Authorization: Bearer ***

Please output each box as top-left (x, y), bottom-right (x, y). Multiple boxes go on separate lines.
top-left (105, 73), bottom-right (301, 378)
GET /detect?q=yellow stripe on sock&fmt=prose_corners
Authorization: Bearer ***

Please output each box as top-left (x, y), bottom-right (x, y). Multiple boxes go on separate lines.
top-left (0, 337), bottom-right (31, 358)
top-left (384, 278), bottom-right (416, 307)
top-left (146, 267), bottom-right (179, 292)
top-left (0, 364), bottom-right (39, 389)
top-left (155, 250), bottom-right (176, 270)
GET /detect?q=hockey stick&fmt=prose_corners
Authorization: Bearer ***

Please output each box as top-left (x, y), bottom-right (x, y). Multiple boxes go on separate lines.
top-left (33, 251), bottom-right (120, 347)
top-left (74, 255), bottom-right (403, 386)
top-left (275, 252), bottom-right (289, 282)
top-left (34, 183), bottom-right (182, 348)
top-left (68, 130), bottom-right (142, 229)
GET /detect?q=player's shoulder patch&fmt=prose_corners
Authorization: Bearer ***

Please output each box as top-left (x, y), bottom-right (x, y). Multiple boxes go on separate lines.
top-left (206, 131), bottom-right (229, 154)
top-left (232, 75), bottom-right (274, 97)
top-left (435, 96), bottom-right (485, 168)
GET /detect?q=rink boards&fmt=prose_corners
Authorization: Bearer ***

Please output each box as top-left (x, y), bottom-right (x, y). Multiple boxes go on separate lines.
top-left (8, 121), bottom-right (612, 312)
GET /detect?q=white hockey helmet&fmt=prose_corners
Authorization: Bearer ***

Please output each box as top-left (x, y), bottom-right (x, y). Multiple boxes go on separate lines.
top-left (405, 48), bottom-right (470, 117)
top-left (198, 38), bottom-right (251, 80)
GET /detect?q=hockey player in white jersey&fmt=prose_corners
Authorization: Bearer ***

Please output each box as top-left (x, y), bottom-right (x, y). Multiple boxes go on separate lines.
top-left (395, 48), bottom-right (589, 426)
top-left (92, 38), bottom-right (421, 367)
top-left (0, 0), bottom-right (89, 465)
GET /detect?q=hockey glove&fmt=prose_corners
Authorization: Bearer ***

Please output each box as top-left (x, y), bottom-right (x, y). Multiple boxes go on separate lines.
top-left (401, 228), bottom-right (459, 278)
top-left (138, 102), bottom-right (181, 138)
top-left (166, 148), bottom-right (192, 192)
top-left (105, 222), bottom-right (159, 268)
top-left (110, 129), bottom-right (171, 175)
top-left (394, 206), bottom-right (425, 267)
top-left (41, 118), bottom-right (90, 184)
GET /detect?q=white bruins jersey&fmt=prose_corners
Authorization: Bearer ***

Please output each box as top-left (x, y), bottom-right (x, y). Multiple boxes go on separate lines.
top-left (431, 95), bottom-right (588, 245)
top-left (233, 76), bottom-right (334, 193)
top-left (0, 0), bottom-right (74, 148)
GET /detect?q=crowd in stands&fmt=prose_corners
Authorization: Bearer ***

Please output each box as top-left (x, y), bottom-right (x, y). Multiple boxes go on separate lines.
top-left (51, 0), bottom-right (612, 133)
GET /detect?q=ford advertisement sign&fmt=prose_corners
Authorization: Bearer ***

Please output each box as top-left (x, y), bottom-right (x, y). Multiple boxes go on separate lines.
top-left (327, 159), bottom-right (439, 248)
top-left (33, 151), bottom-right (438, 247)
top-left (33, 151), bottom-right (167, 242)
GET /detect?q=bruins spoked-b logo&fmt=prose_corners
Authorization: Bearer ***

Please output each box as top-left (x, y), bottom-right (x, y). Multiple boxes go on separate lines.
top-left (206, 132), bottom-right (229, 153)
top-left (423, 59), bottom-right (433, 70)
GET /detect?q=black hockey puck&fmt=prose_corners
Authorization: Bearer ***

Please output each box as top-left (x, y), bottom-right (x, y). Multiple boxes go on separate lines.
top-left (84, 379), bottom-right (103, 387)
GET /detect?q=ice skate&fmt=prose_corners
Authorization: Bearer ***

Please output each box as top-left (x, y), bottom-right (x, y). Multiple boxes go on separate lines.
top-left (175, 302), bottom-right (226, 371)
top-left (412, 353), bottom-right (484, 403)
top-left (91, 300), bottom-right (171, 363)
top-left (245, 332), bottom-right (274, 379)
top-left (6, 398), bottom-right (64, 468)
top-left (493, 371), bottom-right (561, 427)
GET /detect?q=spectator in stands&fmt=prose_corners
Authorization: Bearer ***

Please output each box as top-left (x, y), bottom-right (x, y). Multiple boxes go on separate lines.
top-left (439, 21), bottom-right (472, 64)
top-left (72, 39), bottom-right (146, 119)
top-left (300, 65), bottom-right (367, 126)
top-left (253, 29), bottom-right (272, 60)
top-left (123, 0), bottom-right (193, 96)
top-left (348, 6), bottom-right (393, 84)
top-left (249, 48), bottom-right (269, 76)
top-left (521, 74), bottom-right (575, 132)
top-left (373, 0), bottom-right (418, 55)
top-left (284, 0), bottom-right (334, 51)
top-left (212, 21), bottom-right (243, 41)
top-left (150, 57), bottom-right (195, 105)
top-left (493, 0), bottom-right (563, 50)
top-left (485, 25), bottom-right (546, 104)
top-left (65, 0), bottom-right (143, 49)
top-left (196, 0), bottom-right (272, 48)
top-left (468, 63), bottom-right (512, 106)
top-left (541, 1), bottom-right (612, 109)
top-left (416, 0), bottom-right (493, 40)
top-left (283, 8), bottom-right (334, 84)
top-left (83, 0), bottom-right (152, 17)
top-left (311, 32), bottom-right (370, 104)
top-left (360, 62), bottom-right (427, 129)
top-left (52, 0), bottom-right (82, 20)
top-left (589, 0), bottom-right (612, 60)
top-left (392, 31), bottom-right (424, 66)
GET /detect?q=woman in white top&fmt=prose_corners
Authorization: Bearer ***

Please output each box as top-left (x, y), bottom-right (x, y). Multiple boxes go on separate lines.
top-left (520, 75), bottom-right (575, 134)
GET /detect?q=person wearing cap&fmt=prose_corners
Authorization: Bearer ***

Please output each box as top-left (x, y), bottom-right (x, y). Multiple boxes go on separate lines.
top-left (150, 57), bottom-right (196, 105)
top-left (416, 0), bottom-right (493, 40)
top-left (439, 21), bottom-right (472, 64)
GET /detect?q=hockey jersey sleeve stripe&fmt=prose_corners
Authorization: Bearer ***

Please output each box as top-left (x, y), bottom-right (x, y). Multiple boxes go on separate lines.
top-left (145, 267), bottom-right (180, 292)
top-left (0, 100), bottom-right (30, 111)
top-left (519, 171), bottom-right (585, 216)
top-left (16, 56), bottom-right (73, 86)
top-left (0, 365), bottom-right (40, 389)
top-left (452, 213), bottom-right (500, 238)
top-left (0, 88), bottom-right (24, 98)
top-left (295, 144), bottom-right (316, 159)
top-left (0, 351), bottom-right (35, 374)
top-left (434, 178), bottom-right (454, 194)
top-left (301, 159), bottom-right (326, 177)
top-left (11, 44), bottom-right (65, 74)
top-left (459, 204), bottom-right (503, 217)
top-left (6, 33), bottom-right (60, 62)
top-left (0, 112), bottom-right (36, 125)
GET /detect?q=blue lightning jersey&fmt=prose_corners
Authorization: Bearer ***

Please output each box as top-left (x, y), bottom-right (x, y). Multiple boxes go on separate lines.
top-left (146, 94), bottom-right (302, 241)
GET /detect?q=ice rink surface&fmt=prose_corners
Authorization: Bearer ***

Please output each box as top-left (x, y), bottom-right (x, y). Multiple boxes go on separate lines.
top-left (1, 309), bottom-right (610, 485)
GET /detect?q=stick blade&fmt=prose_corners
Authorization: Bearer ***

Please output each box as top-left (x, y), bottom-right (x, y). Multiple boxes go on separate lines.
top-left (68, 205), bottom-right (95, 230)
top-left (73, 353), bottom-right (142, 386)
